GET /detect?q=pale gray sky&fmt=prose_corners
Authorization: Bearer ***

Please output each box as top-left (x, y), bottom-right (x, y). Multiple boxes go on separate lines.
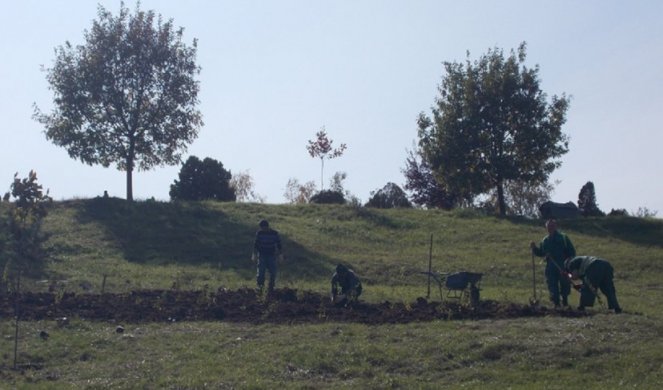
top-left (1, 1), bottom-right (661, 215)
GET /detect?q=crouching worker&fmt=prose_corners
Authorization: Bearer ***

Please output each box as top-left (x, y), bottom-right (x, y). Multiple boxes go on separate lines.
top-left (331, 264), bottom-right (362, 306)
top-left (564, 256), bottom-right (622, 313)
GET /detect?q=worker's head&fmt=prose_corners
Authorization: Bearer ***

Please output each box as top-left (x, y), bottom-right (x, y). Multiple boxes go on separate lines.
top-left (545, 218), bottom-right (558, 235)
top-left (259, 219), bottom-right (269, 229)
top-left (336, 264), bottom-right (348, 275)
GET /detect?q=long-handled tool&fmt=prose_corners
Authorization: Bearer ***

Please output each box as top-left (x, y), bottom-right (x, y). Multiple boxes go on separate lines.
top-left (529, 253), bottom-right (539, 305)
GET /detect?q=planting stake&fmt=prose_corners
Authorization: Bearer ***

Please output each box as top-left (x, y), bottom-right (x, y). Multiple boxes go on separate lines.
top-left (13, 269), bottom-right (21, 370)
top-left (531, 253), bottom-right (537, 303)
top-left (427, 234), bottom-right (433, 299)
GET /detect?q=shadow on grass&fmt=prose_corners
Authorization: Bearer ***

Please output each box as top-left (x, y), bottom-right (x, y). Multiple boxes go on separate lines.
top-left (75, 198), bottom-right (333, 279)
top-left (505, 215), bottom-right (663, 248)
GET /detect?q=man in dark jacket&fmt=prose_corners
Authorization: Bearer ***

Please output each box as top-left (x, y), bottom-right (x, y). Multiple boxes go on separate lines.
top-left (530, 219), bottom-right (576, 307)
top-left (565, 256), bottom-right (622, 313)
top-left (252, 220), bottom-right (282, 293)
top-left (331, 264), bottom-right (362, 306)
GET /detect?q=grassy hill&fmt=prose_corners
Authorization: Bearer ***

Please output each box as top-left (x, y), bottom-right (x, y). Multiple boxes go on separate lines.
top-left (1, 199), bottom-right (663, 388)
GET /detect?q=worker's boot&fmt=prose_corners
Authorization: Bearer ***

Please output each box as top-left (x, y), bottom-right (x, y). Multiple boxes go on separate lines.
top-left (551, 296), bottom-right (560, 309)
top-left (561, 296), bottom-right (569, 307)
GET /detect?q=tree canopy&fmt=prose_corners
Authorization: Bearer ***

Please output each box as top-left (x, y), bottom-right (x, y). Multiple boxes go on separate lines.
top-left (403, 148), bottom-right (456, 209)
top-left (34, 3), bottom-right (202, 201)
top-left (416, 42), bottom-right (570, 216)
top-left (169, 156), bottom-right (235, 202)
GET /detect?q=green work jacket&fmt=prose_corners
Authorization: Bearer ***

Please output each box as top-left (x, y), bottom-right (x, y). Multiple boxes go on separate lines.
top-left (532, 231), bottom-right (576, 265)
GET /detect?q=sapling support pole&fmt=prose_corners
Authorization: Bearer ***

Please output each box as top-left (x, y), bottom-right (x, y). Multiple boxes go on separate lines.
top-left (13, 269), bottom-right (21, 370)
top-left (531, 253), bottom-right (538, 304)
top-left (427, 234), bottom-right (433, 299)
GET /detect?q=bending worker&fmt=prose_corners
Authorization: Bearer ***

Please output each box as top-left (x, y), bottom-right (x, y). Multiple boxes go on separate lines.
top-left (530, 218), bottom-right (576, 308)
top-left (331, 264), bottom-right (362, 306)
top-left (565, 256), bottom-right (622, 313)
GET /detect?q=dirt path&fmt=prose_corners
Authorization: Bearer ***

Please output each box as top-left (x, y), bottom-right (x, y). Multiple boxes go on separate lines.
top-left (0, 288), bottom-right (587, 324)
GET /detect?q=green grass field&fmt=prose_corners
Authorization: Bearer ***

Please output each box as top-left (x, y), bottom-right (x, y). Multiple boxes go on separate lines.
top-left (1, 199), bottom-right (663, 388)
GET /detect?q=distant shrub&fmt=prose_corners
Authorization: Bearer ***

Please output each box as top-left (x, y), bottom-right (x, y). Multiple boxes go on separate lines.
top-left (607, 208), bottom-right (629, 217)
top-left (170, 156), bottom-right (236, 202)
top-left (365, 183), bottom-right (412, 209)
top-left (2, 171), bottom-right (52, 283)
top-left (284, 178), bottom-right (317, 204)
top-left (578, 181), bottom-right (604, 216)
top-left (634, 207), bottom-right (658, 218)
top-left (310, 190), bottom-right (345, 204)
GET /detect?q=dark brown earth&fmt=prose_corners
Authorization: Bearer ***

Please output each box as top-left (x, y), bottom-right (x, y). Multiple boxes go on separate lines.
top-left (0, 288), bottom-right (589, 324)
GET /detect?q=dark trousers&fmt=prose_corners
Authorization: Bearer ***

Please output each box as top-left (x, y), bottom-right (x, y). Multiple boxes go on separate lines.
top-left (579, 260), bottom-right (621, 310)
top-left (257, 254), bottom-right (277, 291)
top-left (546, 261), bottom-right (571, 306)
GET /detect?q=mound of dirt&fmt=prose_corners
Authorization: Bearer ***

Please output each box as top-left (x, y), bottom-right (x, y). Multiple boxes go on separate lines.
top-left (0, 288), bottom-right (588, 324)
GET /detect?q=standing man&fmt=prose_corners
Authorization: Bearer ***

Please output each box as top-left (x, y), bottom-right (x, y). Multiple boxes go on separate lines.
top-left (530, 218), bottom-right (576, 308)
top-left (565, 256), bottom-right (622, 313)
top-left (252, 219), bottom-right (283, 294)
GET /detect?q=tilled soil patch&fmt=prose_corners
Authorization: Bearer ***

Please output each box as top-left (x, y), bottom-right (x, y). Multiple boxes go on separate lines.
top-left (0, 288), bottom-right (588, 324)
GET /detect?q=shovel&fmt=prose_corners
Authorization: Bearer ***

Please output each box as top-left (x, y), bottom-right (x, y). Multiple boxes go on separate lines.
top-left (529, 253), bottom-right (539, 306)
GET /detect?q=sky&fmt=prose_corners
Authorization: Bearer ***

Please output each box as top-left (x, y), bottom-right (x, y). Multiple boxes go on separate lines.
top-left (1, 1), bottom-right (662, 215)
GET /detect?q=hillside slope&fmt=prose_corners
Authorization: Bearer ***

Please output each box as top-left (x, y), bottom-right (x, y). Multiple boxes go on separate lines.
top-left (2, 198), bottom-right (662, 315)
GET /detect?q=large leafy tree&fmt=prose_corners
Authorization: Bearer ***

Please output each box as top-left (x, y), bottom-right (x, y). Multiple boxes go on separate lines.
top-left (417, 42), bottom-right (570, 216)
top-left (34, 3), bottom-right (203, 201)
top-left (170, 156), bottom-right (235, 202)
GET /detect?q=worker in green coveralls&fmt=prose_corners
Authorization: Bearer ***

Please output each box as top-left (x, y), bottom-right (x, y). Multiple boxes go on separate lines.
top-left (565, 256), bottom-right (622, 313)
top-left (530, 218), bottom-right (576, 308)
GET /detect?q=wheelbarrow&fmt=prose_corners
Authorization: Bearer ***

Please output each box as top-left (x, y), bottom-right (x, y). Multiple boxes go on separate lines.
top-left (445, 271), bottom-right (482, 306)
top-left (419, 271), bottom-right (483, 306)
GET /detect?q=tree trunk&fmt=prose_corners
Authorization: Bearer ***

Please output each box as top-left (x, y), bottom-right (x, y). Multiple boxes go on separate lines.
top-left (320, 157), bottom-right (325, 190)
top-left (126, 138), bottom-right (135, 202)
top-left (496, 180), bottom-right (506, 217)
top-left (126, 167), bottom-right (133, 202)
